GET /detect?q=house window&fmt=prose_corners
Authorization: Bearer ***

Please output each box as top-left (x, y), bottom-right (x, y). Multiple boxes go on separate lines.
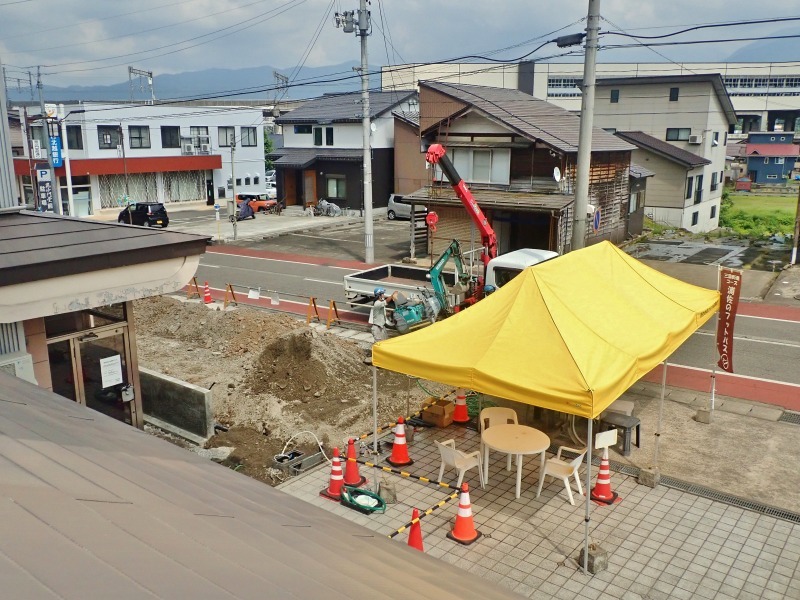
top-left (723, 131), bottom-right (728, 145)
top-left (66, 125), bottom-right (83, 150)
top-left (97, 125), bottom-right (121, 150)
top-left (326, 175), bottom-right (346, 199)
top-left (629, 191), bottom-right (640, 213)
top-left (691, 211), bottom-right (699, 226)
top-left (313, 127), bottom-right (323, 146)
top-left (712, 132), bottom-right (719, 147)
top-left (241, 127), bottom-right (258, 147)
top-left (325, 127), bottom-right (334, 146)
top-left (710, 205), bottom-right (717, 219)
top-left (161, 126), bottom-right (180, 148)
top-left (254, 175), bottom-right (260, 185)
top-left (695, 174), bottom-right (703, 203)
top-left (603, 127), bottom-right (617, 134)
top-left (128, 126), bottom-right (150, 149)
top-left (235, 178), bottom-right (242, 186)
top-left (190, 126), bottom-right (210, 147)
top-left (767, 174), bottom-right (778, 179)
top-left (669, 87), bottom-right (679, 101)
top-left (720, 171), bottom-right (724, 185)
top-left (775, 157), bottom-right (785, 164)
top-left (711, 172), bottom-right (718, 191)
top-left (610, 89), bottom-right (619, 103)
top-left (227, 177), bottom-right (232, 190)
top-left (764, 157), bottom-right (770, 164)
top-left (666, 128), bottom-right (691, 141)
top-left (472, 150), bottom-right (492, 182)
top-left (294, 125), bottom-right (312, 134)
top-left (685, 176), bottom-right (694, 200)
top-left (244, 176), bottom-right (251, 185)
top-left (218, 126), bottom-right (235, 147)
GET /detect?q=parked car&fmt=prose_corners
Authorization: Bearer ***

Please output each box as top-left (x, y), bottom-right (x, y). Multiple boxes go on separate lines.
top-left (265, 170), bottom-right (276, 184)
top-left (265, 182), bottom-right (277, 200)
top-left (236, 193), bottom-right (281, 214)
top-left (387, 194), bottom-right (426, 220)
top-left (117, 202), bottom-right (169, 228)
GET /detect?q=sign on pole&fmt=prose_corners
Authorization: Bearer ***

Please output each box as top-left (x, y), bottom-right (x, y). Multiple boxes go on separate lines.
top-left (49, 136), bottom-right (63, 168)
top-left (592, 207), bottom-right (601, 233)
top-left (716, 268), bottom-right (743, 373)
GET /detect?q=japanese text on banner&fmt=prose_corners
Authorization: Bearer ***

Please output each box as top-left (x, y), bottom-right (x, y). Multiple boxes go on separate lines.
top-left (715, 268), bottom-right (742, 373)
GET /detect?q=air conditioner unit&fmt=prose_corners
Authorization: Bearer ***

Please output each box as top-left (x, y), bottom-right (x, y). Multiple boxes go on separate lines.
top-left (688, 135), bottom-right (703, 145)
top-left (182, 142), bottom-right (195, 154)
top-left (0, 351), bottom-right (37, 385)
top-left (200, 143), bottom-right (211, 153)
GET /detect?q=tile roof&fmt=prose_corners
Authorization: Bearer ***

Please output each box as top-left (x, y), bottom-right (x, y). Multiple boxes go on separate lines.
top-left (403, 185), bottom-right (574, 212)
top-left (393, 110), bottom-right (420, 127)
top-left (0, 371), bottom-right (520, 600)
top-left (745, 143), bottom-right (800, 157)
top-left (615, 131), bottom-right (712, 168)
top-left (419, 81), bottom-right (635, 154)
top-left (275, 90), bottom-right (416, 124)
top-left (630, 163), bottom-right (656, 178)
top-left (0, 210), bottom-right (208, 287)
top-left (268, 147), bottom-right (364, 169)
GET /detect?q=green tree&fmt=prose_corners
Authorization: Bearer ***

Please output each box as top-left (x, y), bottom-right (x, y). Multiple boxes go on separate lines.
top-left (264, 130), bottom-right (274, 171)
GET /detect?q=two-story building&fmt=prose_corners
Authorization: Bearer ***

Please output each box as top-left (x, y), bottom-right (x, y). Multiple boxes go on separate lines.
top-left (269, 90), bottom-right (417, 211)
top-left (744, 132), bottom-right (800, 183)
top-left (395, 81), bottom-right (639, 257)
top-left (591, 74), bottom-right (736, 232)
top-left (12, 103), bottom-right (267, 216)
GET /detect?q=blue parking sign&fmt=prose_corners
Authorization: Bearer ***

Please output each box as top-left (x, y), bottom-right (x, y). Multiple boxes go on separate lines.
top-left (49, 136), bottom-right (63, 168)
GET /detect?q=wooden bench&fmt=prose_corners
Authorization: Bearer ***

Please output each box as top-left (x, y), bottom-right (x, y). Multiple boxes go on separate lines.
top-left (598, 412), bottom-right (641, 457)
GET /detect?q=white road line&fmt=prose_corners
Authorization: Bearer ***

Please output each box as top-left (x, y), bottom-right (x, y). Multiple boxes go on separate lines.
top-left (288, 232), bottom-right (356, 243)
top-left (665, 362), bottom-right (800, 388)
top-left (198, 263), bottom-right (221, 268)
top-left (693, 330), bottom-right (800, 348)
top-left (303, 278), bottom-right (344, 286)
top-left (738, 314), bottom-right (800, 324)
top-left (206, 252), bottom-right (356, 270)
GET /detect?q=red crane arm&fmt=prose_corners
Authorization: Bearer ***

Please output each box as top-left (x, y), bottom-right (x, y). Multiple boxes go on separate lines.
top-left (425, 144), bottom-right (498, 265)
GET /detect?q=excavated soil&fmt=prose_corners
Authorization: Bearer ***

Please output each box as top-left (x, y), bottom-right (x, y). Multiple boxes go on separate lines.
top-left (134, 296), bottom-right (444, 485)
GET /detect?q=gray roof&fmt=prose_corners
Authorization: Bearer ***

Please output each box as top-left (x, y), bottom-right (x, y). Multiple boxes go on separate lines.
top-left (420, 81), bottom-right (635, 154)
top-left (268, 147), bottom-right (364, 169)
top-left (594, 73), bottom-right (737, 125)
top-left (630, 163), bottom-right (656, 178)
top-left (615, 131), bottom-right (712, 169)
top-left (275, 90), bottom-right (416, 124)
top-left (0, 371), bottom-right (520, 600)
top-left (0, 210), bottom-right (208, 287)
top-left (404, 185), bottom-right (574, 213)
top-left (393, 110), bottom-right (420, 127)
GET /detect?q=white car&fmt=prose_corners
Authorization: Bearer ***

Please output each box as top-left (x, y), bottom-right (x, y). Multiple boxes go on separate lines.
top-left (265, 183), bottom-right (277, 200)
top-left (265, 170), bottom-right (276, 184)
top-left (387, 194), bottom-right (426, 220)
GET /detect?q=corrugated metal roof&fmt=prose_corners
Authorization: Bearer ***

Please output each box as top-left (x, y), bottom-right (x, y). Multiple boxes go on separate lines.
top-left (594, 73), bottom-right (737, 125)
top-left (615, 131), bottom-right (711, 168)
top-left (0, 211), bottom-right (208, 287)
top-left (419, 81), bottom-right (635, 154)
top-left (275, 90), bottom-right (416, 124)
top-left (630, 163), bottom-right (655, 178)
top-left (268, 147), bottom-right (364, 169)
top-left (745, 143), bottom-right (800, 157)
top-left (393, 110), bottom-right (420, 127)
top-left (403, 185), bottom-right (573, 212)
top-left (0, 371), bottom-right (520, 600)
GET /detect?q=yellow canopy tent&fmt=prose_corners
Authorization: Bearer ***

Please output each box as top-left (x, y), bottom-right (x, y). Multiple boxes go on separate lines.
top-left (372, 241), bottom-right (719, 419)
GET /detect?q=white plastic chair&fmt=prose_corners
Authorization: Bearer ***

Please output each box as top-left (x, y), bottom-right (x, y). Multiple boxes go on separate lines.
top-left (536, 446), bottom-right (587, 505)
top-left (479, 407), bottom-right (519, 471)
top-left (435, 439), bottom-right (485, 489)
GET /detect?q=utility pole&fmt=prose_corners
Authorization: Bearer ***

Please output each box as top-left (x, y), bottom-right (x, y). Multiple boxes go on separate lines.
top-left (230, 141), bottom-right (237, 241)
top-left (571, 0), bottom-right (601, 251)
top-left (0, 57), bottom-right (19, 208)
top-left (336, 1), bottom-right (374, 264)
top-left (791, 183), bottom-right (800, 265)
top-left (36, 66), bottom-right (60, 214)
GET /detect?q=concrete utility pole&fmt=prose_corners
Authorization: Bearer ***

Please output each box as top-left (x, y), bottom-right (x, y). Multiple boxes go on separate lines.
top-left (336, 0), bottom-right (374, 264)
top-left (0, 57), bottom-right (19, 208)
top-left (230, 141), bottom-right (237, 241)
top-left (571, 0), bottom-right (601, 251)
top-left (791, 183), bottom-right (800, 265)
top-left (37, 66), bottom-right (60, 214)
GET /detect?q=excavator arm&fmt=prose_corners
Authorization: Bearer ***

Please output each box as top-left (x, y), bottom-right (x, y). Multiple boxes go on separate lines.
top-left (425, 143), bottom-right (498, 267)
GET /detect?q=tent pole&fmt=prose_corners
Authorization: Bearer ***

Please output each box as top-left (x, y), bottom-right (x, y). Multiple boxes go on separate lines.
top-left (583, 417), bottom-right (593, 575)
top-left (372, 365), bottom-right (379, 492)
top-left (653, 360), bottom-right (668, 469)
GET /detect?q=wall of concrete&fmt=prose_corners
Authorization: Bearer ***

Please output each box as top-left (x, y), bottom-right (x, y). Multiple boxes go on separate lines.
top-left (139, 366), bottom-right (213, 443)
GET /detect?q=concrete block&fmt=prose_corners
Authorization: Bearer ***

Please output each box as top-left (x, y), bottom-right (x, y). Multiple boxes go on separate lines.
top-left (140, 367), bottom-right (213, 441)
top-left (719, 400), bottom-right (753, 416)
top-left (637, 467), bottom-right (661, 488)
top-left (577, 543), bottom-right (609, 574)
top-left (748, 405), bottom-right (784, 421)
top-left (695, 409), bottom-right (713, 424)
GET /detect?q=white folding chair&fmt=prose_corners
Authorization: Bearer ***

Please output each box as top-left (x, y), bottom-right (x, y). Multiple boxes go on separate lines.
top-left (536, 446), bottom-right (587, 505)
top-left (479, 407), bottom-right (518, 471)
top-left (435, 439), bottom-right (484, 489)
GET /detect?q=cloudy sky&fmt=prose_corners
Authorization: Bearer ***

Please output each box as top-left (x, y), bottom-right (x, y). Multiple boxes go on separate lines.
top-left (0, 0), bottom-right (798, 89)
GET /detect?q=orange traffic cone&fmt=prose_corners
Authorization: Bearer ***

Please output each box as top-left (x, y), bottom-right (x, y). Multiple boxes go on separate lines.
top-left (590, 447), bottom-right (620, 505)
top-left (203, 281), bottom-right (213, 304)
top-left (386, 417), bottom-right (414, 467)
top-left (453, 388), bottom-right (470, 423)
top-left (320, 447), bottom-right (344, 500)
top-left (343, 438), bottom-right (366, 487)
top-left (408, 507), bottom-right (424, 551)
top-left (447, 483), bottom-right (482, 545)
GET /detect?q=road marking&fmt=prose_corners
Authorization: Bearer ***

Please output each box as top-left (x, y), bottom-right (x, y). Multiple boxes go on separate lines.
top-left (738, 314), bottom-right (800, 324)
top-left (289, 232), bottom-right (356, 243)
top-left (198, 263), bottom-right (221, 268)
top-left (660, 362), bottom-right (800, 388)
top-left (303, 278), bottom-right (344, 286)
top-left (693, 330), bottom-right (800, 348)
top-left (205, 253), bottom-right (354, 270)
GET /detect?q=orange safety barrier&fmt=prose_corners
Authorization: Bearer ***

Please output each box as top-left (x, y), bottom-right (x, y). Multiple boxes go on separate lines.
top-left (223, 283), bottom-right (238, 309)
top-left (326, 299), bottom-right (341, 329)
top-left (306, 296), bottom-right (321, 324)
top-left (186, 277), bottom-right (202, 300)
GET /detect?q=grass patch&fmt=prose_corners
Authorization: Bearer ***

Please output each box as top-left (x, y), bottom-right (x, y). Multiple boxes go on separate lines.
top-left (727, 193), bottom-right (796, 217)
top-left (721, 191), bottom-right (797, 237)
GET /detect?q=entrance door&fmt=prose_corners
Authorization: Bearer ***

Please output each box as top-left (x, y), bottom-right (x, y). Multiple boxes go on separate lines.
top-left (303, 169), bottom-right (317, 208)
top-left (77, 327), bottom-right (134, 425)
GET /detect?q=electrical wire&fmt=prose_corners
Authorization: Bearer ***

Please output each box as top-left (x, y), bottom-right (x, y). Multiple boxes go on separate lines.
top-left (601, 33), bottom-right (800, 51)
top-left (601, 16), bottom-right (699, 76)
top-left (601, 16), bottom-right (800, 40)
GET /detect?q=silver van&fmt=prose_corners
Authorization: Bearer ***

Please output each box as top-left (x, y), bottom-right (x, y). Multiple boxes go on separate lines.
top-left (387, 194), bottom-right (425, 220)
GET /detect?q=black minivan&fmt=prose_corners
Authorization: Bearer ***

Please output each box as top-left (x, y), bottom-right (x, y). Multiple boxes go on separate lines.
top-left (118, 202), bottom-right (169, 228)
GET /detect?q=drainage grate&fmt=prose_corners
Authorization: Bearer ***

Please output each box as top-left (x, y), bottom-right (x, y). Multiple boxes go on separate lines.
top-left (778, 411), bottom-right (800, 425)
top-left (554, 445), bottom-right (800, 525)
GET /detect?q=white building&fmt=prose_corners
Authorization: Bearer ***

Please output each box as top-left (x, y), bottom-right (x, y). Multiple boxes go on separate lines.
top-left (12, 103), bottom-right (267, 216)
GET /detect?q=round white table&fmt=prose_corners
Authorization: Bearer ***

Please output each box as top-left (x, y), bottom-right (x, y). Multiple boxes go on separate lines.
top-left (482, 424), bottom-right (550, 499)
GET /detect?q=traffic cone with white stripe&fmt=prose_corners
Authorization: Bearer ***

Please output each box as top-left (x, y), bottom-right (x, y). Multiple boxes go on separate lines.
top-left (408, 507), bottom-right (424, 552)
top-left (590, 446), bottom-right (620, 505)
top-left (386, 417), bottom-right (413, 467)
top-left (452, 388), bottom-right (470, 423)
top-left (343, 438), bottom-right (366, 487)
top-left (203, 281), bottom-right (213, 304)
top-left (319, 447), bottom-right (344, 501)
top-left (447, 483), bottom-right (481, 545)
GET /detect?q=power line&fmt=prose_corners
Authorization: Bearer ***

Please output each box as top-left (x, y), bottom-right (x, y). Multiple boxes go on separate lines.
top-left (601, 33), bottom-right (800, 51)
top-left (601, 16), bottom-right (800, 40)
